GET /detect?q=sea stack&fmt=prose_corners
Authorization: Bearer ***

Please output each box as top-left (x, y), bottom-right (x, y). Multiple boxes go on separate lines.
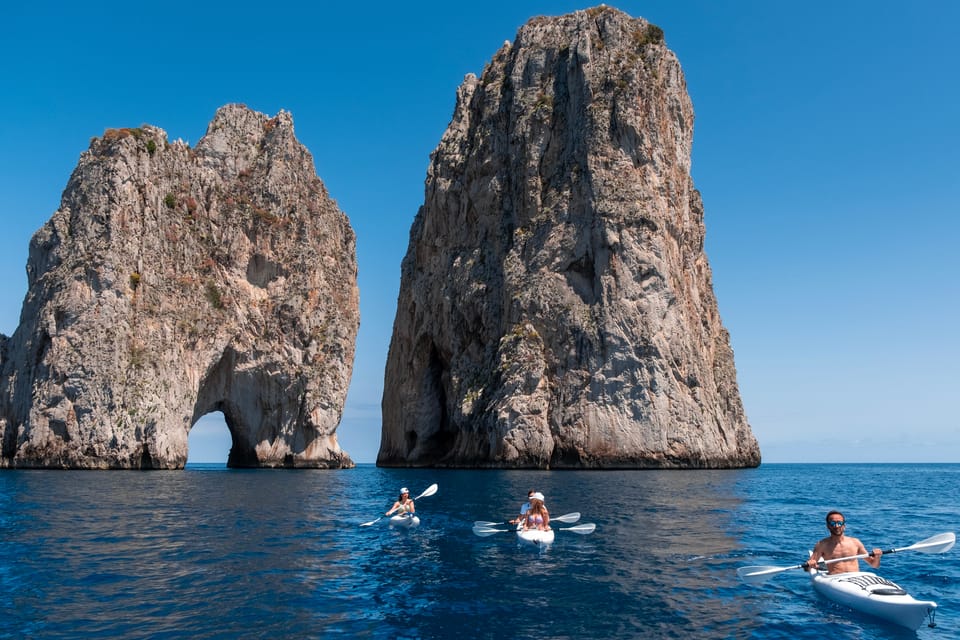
top-left (380, 7), bottom-right (761, 468)
top-left (0, 105), bottom-right (359, 469)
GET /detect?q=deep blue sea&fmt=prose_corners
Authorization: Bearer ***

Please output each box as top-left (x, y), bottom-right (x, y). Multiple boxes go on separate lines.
top-left (1, 464), bottom-right (957, 639)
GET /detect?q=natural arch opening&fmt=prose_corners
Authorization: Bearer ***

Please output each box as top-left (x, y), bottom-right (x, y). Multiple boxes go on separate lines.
top-left (187, 411), bottom-right (233, 466)
top-left (190, 348), bottom-right (265, 468)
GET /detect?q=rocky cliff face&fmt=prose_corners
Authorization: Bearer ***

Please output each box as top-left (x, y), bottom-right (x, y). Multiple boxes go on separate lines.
top-left (0, 104), bottom-right (358, 469)
top-left (381, 7), bottom-right (760, 468)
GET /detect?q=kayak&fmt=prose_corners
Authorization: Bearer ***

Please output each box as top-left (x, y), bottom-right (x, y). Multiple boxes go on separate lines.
top-left (810, 569), bottom-right (937, 630)
top-left (517, 527), bottom-right (554, 547)
top-left (389, 514), bottom-right (420, 529)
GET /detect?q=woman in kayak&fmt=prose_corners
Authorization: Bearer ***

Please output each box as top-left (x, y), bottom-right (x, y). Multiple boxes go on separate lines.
top-left (385, 487), bottom-right (416, 518)
top-left (804, 510), bottom-right (882, 574)
top-left (522, 493), bottom-right (550, 531)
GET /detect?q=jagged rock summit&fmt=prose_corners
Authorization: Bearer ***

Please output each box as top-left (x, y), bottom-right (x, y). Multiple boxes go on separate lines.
top-left (0, 104), bottom-right (359, 469)
top-left (380, 7), bottom-right (761, 468)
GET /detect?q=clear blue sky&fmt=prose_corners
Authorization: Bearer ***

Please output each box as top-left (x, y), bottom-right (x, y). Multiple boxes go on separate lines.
top-left (2, 2), bottom-right (957, 464)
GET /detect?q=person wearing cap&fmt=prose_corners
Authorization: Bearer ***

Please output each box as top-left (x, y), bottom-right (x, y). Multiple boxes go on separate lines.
top-left (510, 490), bottom-right (536, 525)
top-left (522, 493), bottom-right (550, 532)
top-left (385, 487), bottom-right (416, 518)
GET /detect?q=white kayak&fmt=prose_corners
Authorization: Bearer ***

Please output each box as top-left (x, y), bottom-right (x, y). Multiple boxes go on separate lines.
top-left (810, 570), bottom-right (937, 630)
top-left (389, 514), bottom-right (420, 529)
top-left (517, 527), bottom-right (554, 547)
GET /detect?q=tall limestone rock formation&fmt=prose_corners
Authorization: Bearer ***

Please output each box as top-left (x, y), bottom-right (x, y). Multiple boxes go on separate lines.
top-left (381, 7), bottom-right (760, 468)
top-left (0, 104), bottom-right (358, 469)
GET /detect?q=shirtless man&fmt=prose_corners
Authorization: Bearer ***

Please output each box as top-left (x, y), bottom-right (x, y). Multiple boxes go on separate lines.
top-left (805, 510), bottom-right (882, 574)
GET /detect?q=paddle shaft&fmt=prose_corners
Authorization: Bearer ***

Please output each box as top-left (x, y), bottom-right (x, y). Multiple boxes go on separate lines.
top-left (386, 483), bottom-right (438, 515)
top-left (760, 546), bottom-right (908, 573)
top-left (814, 537), bottom-right (951, 568)
top-left (364, 484), bottom-right (438, 525)
top-left (738, 531), bottom-right (956, 583)
top-left (473, 522), bottom-right (595, 535)
top-left (475, 512), bottom-right (580, 527)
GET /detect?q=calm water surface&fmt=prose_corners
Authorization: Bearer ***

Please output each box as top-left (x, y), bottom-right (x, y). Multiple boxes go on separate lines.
top-left (1, 464), bottom-right (957, 638)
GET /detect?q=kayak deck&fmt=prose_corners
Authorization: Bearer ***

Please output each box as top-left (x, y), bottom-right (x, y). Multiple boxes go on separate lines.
top-left (810, 570), bottom-right (937, 630)
top-left (516, 528), bottom-right (555, 547)
top-left (389, 514), bottom-right (420, 529)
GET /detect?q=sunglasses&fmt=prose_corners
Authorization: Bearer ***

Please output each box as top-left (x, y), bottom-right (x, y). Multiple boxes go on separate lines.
top-left (827, 521), bottom-right (846, 528)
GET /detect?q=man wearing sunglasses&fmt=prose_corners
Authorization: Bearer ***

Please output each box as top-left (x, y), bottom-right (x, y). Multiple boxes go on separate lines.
top-left (804, 510), bottom-right (883, 574)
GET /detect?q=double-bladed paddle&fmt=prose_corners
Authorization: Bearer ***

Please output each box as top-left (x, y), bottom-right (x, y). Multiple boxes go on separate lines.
top-left (360, 483), bottom-right (439, 527)
top-left (473, 512), bottom-right (581, 528)
top-left (472, 522), bottom-right (596, 536)
top-left (737, 531), bottom-right (956, 585)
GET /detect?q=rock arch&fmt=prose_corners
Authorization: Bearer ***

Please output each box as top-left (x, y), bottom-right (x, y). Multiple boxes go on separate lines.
top-left (0, 105), bottom-right (358, 469)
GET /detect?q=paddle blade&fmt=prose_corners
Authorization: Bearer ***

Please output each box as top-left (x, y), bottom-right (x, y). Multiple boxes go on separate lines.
top-left (903, 531), bottom-right (955, 554)
top-left (359, 517), bottom-right (382, 527)
top-left (474, 521), bottom-right (506, 528)
top-left (415, 484), bottom-right (439, 500)
top-left (736, 564), bottom-right (803, 585)
top-left (551, 512), bottom-right (581, 524)
top-left (472, 526), bottom-right (508, 537)
top-left (560, 523), bottom-right (596, 535)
